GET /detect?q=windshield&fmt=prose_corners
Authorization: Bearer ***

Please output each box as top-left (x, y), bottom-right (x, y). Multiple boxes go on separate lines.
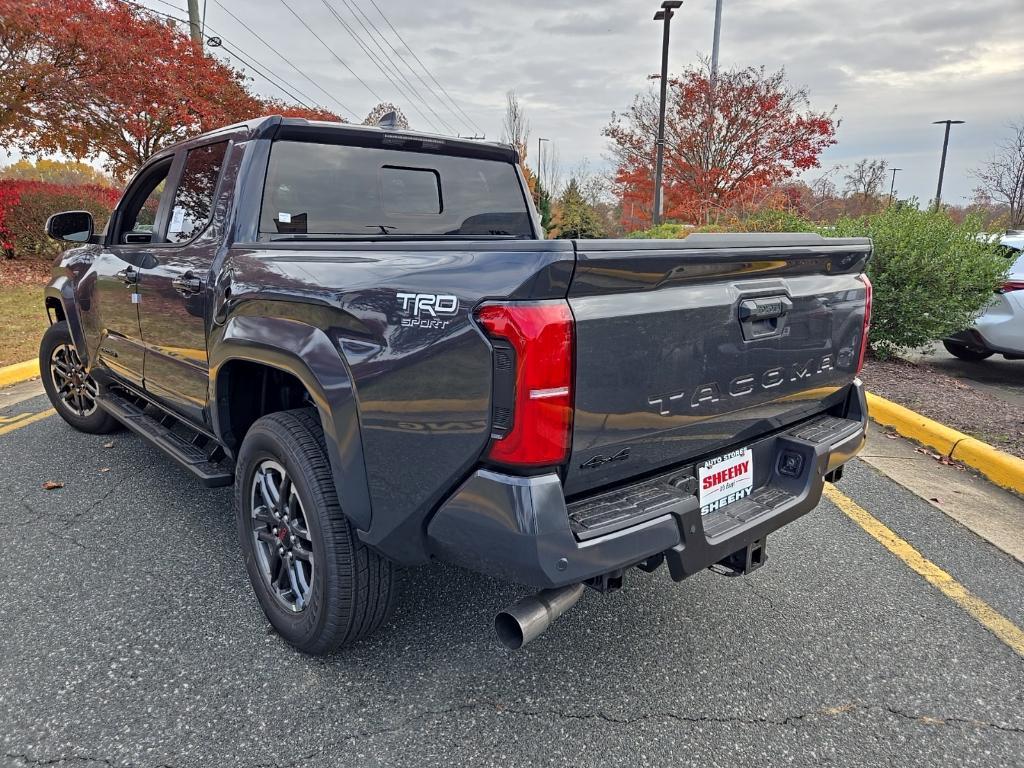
top-left (259, 141), bottom-right (533, 239)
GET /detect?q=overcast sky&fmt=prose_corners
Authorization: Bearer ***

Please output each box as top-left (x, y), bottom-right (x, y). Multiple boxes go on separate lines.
top-left (62, 0), bottom-right (1024, 204)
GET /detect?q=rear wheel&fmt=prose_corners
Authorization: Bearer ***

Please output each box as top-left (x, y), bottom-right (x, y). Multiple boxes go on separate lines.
top-left (942, 339), bottom-right (993, 361)
top-left (235, 408), bottom-right (398, 654)
top-left (39, 321), bottom-right (119, 434)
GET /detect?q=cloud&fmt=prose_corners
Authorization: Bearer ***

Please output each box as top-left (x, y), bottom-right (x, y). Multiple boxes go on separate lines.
top-left (144, 0), bottom-right (1024, 205)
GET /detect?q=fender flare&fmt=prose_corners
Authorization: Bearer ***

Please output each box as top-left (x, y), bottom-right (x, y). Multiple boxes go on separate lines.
top-left (44, 278), bottom-right (90, 365)
top-left (209, 315), bottom-right (372, 531)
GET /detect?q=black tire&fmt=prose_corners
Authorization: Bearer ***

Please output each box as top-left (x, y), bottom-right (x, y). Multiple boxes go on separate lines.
top-left (234, 408), bottom-right (398, 654)
top-left (942, 339), bottom-right (993, 362)
top-left (39, 321), bottom-right (120, 434)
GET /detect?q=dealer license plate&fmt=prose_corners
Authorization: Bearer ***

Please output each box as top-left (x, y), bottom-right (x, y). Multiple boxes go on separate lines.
top-left (699, 448), bottom-right (753, 515)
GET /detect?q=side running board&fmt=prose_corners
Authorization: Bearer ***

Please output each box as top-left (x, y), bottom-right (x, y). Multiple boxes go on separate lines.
top-left (99, 392), bottom-right (234, 487)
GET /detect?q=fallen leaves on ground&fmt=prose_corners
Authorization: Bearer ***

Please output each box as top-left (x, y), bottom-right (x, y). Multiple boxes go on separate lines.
top-left (41, 480), bottom-right (64, 490)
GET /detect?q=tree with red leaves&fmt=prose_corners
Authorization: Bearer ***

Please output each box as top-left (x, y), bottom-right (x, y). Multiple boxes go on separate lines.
top-left (0, 0), bottom-right (342, 179)
top-left (605, 63), bottom-right (837, 228)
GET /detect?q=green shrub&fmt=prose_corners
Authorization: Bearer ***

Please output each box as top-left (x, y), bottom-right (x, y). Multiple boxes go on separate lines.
top-left (829, 204), bottom-right (1009, 357)
top-left (627, 222), bottom-right (690, 239)
top-left (734, 208), bottom-right (816, 233)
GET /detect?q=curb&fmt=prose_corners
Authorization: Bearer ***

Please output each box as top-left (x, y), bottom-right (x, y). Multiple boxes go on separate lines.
top-left (866, 392), bottom-right (1024, 496)
top-left (0, 359), bottom-right (40, 388)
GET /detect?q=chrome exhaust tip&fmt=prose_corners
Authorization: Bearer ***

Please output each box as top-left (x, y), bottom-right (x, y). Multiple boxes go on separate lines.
top-left (494, 583), bottom-right (586, 650)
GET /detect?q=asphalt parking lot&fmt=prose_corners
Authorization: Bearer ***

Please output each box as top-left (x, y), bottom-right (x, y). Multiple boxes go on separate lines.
top-left (1, 391), bottom-right (1022, 768)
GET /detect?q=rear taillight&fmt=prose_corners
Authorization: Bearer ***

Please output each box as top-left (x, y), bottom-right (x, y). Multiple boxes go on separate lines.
top-left (476, 301), bottom-right (574, 467)
top-left (998, 280), bottom-right (1024, 293)
top-left (856, 274), bottom-right (872, 373)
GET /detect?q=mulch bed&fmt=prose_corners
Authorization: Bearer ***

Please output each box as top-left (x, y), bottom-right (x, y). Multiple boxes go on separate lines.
top-left (861, 356), bottom-right (1024, 460)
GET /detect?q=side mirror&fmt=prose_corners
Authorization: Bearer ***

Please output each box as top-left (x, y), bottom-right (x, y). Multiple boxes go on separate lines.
top-left (45, 211), bottom-right (94, 244)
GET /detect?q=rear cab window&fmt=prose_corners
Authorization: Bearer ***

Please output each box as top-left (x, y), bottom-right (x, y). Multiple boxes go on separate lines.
top-left (258, 141), bottom-right (533, 239)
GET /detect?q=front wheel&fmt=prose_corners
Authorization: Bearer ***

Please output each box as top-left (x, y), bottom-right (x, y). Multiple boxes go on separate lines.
top-left (942, 339), bottom-right (993, 362)
top-left (39, 321), bottom-right (120, 434)
top-left (235, 409), bottom-right (399, 654)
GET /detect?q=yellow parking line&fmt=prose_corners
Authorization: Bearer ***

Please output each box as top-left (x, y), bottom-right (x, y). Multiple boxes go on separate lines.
top-left (0, 409), bottom-right (55, 436)
top-left (823, 484), bottom-right (1024, 659)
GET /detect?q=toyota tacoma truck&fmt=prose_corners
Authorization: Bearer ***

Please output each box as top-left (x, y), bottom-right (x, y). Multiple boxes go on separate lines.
top-left (39, 116), bottom-right (871, 654)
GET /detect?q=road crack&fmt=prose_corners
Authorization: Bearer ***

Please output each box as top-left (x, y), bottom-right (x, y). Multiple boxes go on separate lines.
top-left (326, 699), bottom-right (1024, 743)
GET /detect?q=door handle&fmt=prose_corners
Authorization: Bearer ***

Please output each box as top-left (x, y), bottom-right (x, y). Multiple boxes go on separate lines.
top-left (172, 272), bottom-right (204, 296)
top-left (738, 296), bottom-right (792, 341)
top-left (738, 296), bottom-right (792, 321)
top-left (115, 266), bottom-right (137, 285)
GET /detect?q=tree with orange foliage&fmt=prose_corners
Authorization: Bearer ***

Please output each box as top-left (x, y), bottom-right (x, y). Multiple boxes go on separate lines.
top-left (0, 0), bottom-right (342, 179)
top-left (605, 63), bottom-right (837, 228)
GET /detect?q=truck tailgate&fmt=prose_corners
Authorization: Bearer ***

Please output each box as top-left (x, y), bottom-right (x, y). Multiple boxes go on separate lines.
top-left (564, 234), bottom-right (871, 497)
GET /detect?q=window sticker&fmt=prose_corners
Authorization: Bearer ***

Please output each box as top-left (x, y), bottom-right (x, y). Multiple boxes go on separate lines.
top-left (278, 212), bottom-right (292, 224)
top-left (168, 206), bottom-right (186, 233)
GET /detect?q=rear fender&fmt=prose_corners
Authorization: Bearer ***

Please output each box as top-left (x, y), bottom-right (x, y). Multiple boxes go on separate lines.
top-left (209, 315), bottom-right (372, 531)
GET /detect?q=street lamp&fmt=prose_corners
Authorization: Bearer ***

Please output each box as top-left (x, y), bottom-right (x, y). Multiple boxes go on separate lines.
top-left (932, 119), bottom-right (965, 210)
top-left (888, 167), bottom-right (901, 206)
top-left (537, 137), bottom-right (549, 188)
top-left (652, 1), bottom-right (683, 226)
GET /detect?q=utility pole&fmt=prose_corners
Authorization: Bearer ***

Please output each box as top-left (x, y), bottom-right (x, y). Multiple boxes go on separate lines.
top-left (187, 0), bottom-right (203, 47)
top-left (652, 1), bottom-right (682, 226)
top-left (537, 137), bottom-right (549, 188)
top-left (710, 0), bottom-right (724, 90)
top-left (932, 119), bottom-right (964, 211)
top-left (888, 167), bottom-right (901, 206)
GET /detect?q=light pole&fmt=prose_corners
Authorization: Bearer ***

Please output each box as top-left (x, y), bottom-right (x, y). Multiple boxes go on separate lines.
top-left (652, 1), bottom-right (682, 226)
top-left (537, 137), bottom-right (549, 188)
top-left (932, 119), bottom-right (964, 210)
top-left (888, 167), bottom-right (901, 206)
top-left (710, 0), bottom-right (724, 90)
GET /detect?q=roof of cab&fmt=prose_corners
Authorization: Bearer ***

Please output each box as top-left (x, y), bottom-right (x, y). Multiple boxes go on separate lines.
top-left (146, 115), bottom-right (518, 165)
top-left (269, 116), bottom-right (518, 163)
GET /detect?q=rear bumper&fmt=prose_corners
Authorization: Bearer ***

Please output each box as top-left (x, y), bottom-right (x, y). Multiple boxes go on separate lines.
top-left (427, 381), bottom-right (868, 589)
top-left (948, 292), bottom-right (1024, 355)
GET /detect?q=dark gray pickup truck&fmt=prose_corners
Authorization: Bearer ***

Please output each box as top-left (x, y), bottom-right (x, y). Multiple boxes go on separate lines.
top-left (40, 116), bottom-right (871, 654)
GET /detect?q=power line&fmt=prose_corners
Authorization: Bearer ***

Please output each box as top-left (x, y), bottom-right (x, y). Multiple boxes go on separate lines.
top-left (276, 0), bottom-right (384, 109)
top-left (113, 0), bottom-right (332, 113)
top-left (342, 0), bottom-right (465, 134)
top-left (317, 0), bottom-right (446, 132)
top-left (330, 0), bottom-right (457, 134)
top-left (364, 0), bottom-right (485, 137)
top-left (218, 42), bottom-right (317, 109)
top-left (210, 0), bottom-right (357, 119)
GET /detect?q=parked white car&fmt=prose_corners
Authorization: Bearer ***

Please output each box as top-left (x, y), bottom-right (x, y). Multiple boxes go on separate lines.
top-left (944, 232), bottom-right (1024, 361)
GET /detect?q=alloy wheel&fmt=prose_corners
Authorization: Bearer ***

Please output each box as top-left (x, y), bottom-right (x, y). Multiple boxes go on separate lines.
top-left (250, 459), bottom-right (316, 612)
top-left (50, 343), bottom-right (99, 418)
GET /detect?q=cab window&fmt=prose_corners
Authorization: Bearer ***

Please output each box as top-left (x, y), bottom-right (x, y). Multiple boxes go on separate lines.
top-left (166, 141), bottom-right (228, 244)
top-left (114, 160), bottom-right (171, 244)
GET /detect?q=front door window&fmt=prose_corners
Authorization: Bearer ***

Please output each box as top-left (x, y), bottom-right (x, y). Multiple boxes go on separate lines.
top-left (116, 162), bottom-right (171, 245)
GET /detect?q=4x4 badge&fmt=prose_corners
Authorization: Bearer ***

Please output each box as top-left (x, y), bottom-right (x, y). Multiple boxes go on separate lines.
top-left (580, 448), bottom-right (631, 470)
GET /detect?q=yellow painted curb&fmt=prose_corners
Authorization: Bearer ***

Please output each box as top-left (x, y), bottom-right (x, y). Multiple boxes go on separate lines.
top-left (866, 391), bottom-right (1024, 496)
top-left (952, 438), bottom-right (1024, 496)
top-left (0, 359), bottom-right (40, 388)
top-left (865, 392), bottom-right (967, 455)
